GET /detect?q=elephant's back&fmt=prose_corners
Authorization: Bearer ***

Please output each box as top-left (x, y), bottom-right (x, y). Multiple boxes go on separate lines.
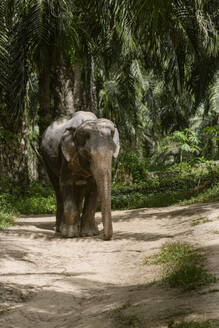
top-left (41, 118), bottom-right (68, 154)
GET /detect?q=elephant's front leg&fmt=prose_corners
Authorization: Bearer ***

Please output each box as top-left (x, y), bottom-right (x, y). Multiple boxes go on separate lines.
top-left (80, 181), bottom-right (99, 237)
top-left (61, 184), bottom-right (80, 238)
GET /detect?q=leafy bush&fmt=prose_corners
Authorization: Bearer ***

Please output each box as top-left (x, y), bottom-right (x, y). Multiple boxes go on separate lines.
top-left (0, 180), bottom-right (55, 228)
top-left (0, 160), bottom-right (219, 221)
top-left (14, 195), bottom-right (56, 215)
top-left (145, 242), bottom-right (216, 291)
top-left (200, 126), bottom-right (219, 160)
top-left (113, 151), bottom-right (149, 184)
top-left (0, 193), bottom-right (17, 229)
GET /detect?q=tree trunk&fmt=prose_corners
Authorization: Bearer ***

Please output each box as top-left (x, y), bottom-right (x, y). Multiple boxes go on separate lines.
top-left (54, 53), bottom-right (75, 117)
top-left (38, 67), bottom-right (51, 144)
top-left (0, 125), bottom-right (30, 188)
top-left (73, 58), bottom-right (82, 112)
top-left (38, 66), bottom-right (51, 183)
top-left (73, 51), bottom-right (99, 116)
top-left (85, 51), bottom-right (98, 116)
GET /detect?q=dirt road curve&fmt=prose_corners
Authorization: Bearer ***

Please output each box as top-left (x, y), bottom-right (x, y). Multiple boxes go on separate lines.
top-left (0, 203), bottom-right (219, 328)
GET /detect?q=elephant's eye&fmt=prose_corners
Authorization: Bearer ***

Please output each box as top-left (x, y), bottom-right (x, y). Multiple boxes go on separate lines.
top-left (77, 132), bottom-right (89, 146)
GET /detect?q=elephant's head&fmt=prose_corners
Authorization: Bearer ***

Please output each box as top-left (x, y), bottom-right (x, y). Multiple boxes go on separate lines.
top-left (61, 118), bottom-right (120, 240)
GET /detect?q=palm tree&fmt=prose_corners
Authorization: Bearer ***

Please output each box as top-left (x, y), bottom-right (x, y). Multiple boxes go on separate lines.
top-left (0, 0), bottom-right (111, 183)
top-left (0, 0), bottom-right (35, 185)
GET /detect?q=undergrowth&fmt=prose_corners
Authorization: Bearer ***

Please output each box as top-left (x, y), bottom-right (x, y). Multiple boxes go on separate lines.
top-left (145, 242), bottom-right (216, 291)
top-left (106, 303), bottom-right (141, 328)
top-left (0, 193), bottom-right (17, 229)
top-left (0, 161), bottom-right (219, 228)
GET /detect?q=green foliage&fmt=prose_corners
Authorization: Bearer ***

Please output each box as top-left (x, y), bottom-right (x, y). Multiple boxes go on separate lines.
top-left (112, 160), bottom-right (219, 209)
top-left (145, 242), bottom-right (216, 291)
top-left (180, 182), bottom-right (219, 205)
top-left (14, 195), bottom-right (55, 215)
top-left (106, 303), bottom-right (141, 328)
top-left (112, 190), bottom-right (190, 210)
top-left (0, 210), bottom-right (16, 230)
top-left (152, 129), bottom-right (201, 165)
top-left (0, 193), bottom-right (16, 229)
top-left (0, 160), bottom-right (219, 222)
top-left (172, 129), bottom-right (200, 161)
top-left (0, 180), bottom-right (55, 229)
top-left (10, 181), bottom-right (55, 215)
top-left (145, 242), bottom-right (197, 265)
top-left (114, 151), bottom-right (149, 184)
top-left (200, 125), bottom-right (219, 159)
top-left (191, 217), bottom-right (212, 226)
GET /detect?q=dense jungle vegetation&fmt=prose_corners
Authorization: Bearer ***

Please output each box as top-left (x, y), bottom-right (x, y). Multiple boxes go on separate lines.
top-left (0, 0), bottom-right (219, 227)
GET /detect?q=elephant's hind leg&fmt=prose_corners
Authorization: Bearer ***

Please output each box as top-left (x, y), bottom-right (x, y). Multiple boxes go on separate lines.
top-left (80, 181), bottom-right (99, 237)
top-left (43, 163), bottom-right (63, 232)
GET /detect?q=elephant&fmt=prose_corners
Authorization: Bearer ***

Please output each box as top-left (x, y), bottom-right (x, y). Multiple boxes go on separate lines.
top-left (41, 111), bottom-right (120, 240)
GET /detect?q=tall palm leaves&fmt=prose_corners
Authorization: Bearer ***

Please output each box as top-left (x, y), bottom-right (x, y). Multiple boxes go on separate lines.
top-left (111, 0), bottom-right (219, 137)
top-left (0, 2), bottom-right (8, 93)
top-left (0, 0), bottom-right (218, 181)
top-left (0, 0), bottom-right (79, 182)
top-left (0, 0), bottom-right (77, 129)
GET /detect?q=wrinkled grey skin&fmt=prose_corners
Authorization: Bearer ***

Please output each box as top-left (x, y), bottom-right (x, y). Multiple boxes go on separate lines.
top-left (41, 111), bottom-right (120, 240)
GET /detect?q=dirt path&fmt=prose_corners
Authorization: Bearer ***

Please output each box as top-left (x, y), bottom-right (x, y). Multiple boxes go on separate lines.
top-left (0, 203), bottom-right (219, 328)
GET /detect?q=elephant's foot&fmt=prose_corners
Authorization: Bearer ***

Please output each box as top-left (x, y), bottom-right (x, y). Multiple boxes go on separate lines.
top-left (80, 223), bottom-right (99, 237)
top-left (61, 223), bottom-right (80, 238)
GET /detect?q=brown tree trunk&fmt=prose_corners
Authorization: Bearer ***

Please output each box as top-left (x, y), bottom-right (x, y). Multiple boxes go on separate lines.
top-left (73, 51), bottom-right (98, 116)
top-left (54, 53), bottom-right (75, 117)
top-left (85, 51), bottom-right (98, 116)
top-left (38, 67), bottom-right (51, 144)
top-left (38, 66), bottom-right (51, 183)
top-left (73, 58), bottom-right (82, 112)
top-left (0, 123), bottom-right (30, 188)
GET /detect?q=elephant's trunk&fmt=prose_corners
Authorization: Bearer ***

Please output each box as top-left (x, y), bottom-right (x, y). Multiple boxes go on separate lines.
top-left (91, 155), bottom-right (113, 240)
top-left (99, 170), bottom-right (113, 240)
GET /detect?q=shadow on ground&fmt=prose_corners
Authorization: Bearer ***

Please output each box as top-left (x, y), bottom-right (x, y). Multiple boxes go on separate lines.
top-left (0, 268), bottom-right (219, 328)
top-left (1, 203), bottom-right (219, 327)
top-left (112, 202), bottom-right (219, 223)
top-left (6, 202), bottom-right (218, 242)
top-left (0, 239), bottom-right (219, 327)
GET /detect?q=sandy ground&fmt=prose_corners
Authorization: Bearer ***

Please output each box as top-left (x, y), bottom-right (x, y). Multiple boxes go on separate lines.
top-left (0, 203), bottom-right (219, 328)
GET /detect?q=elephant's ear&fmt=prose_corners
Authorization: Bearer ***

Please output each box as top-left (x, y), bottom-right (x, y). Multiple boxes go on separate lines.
top-left (61, 129), bottom-right (76, 162)
top-left (113, 127), bottom-right (120, 158)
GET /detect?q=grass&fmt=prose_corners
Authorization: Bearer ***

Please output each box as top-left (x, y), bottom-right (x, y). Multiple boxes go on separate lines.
top-left (168, 320), bottom-right (219, 328)
top-left (191, 217), bottom-right (213, 226)
top-left (0, 161), bottom-right (219, 227)
top-left (0, 182), bottom-right (55, 229)
top-left (0, 305), bottom-right (8, 315)
top-left (10, 182), bottom-right (219, 215)
top-left (0, 193), bottom-right (17, 229)
top-left (0, 211), bottom-right (16, 229)
top-left (145, 242), bottom-right (216, 291)
top-left (13, 195), bottom-right (56, 215)
top-left (180, 183), bottom-right (219, 206)
top-left (112, 182), bottom-right (219, 210)
top-left (0, 182), bottom-right (218, 230)
top-left (106, 304), bottom-right (141, 328)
